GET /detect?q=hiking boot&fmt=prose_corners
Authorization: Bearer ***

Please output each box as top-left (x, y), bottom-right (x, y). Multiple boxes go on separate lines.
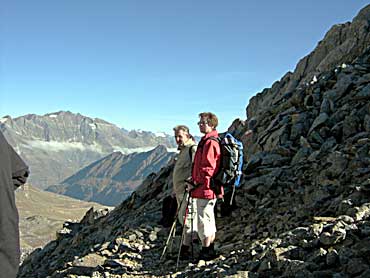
top-left (179, 245), bottom-right (190, 260)
top-left (198, 245), bottom-right (217, 261)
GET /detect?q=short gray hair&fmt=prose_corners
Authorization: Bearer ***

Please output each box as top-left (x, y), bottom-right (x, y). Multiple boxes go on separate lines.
top-left (173, 125), bottom-right (190, 134)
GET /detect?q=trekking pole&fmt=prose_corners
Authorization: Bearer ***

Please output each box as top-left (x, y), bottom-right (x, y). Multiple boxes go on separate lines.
top-left (186, 193), bottom-right (195, 278)
top-left (176, 191), bottom-right (192, 270)
top-left (190, 196), bottom-right (194, 263)
top-left (160, 217), bottom-right (177, 261)
top-left (160, 191), bottom-right (187, 262)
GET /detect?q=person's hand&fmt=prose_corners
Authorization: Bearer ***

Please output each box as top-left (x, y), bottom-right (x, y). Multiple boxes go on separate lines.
top-left (185, 177), bottom-right (195, 192)
top-left (186, 183), bottom-right (194, 192)
top-left (171, 191), bottom-right (176, 198)
top-left (185, 177), bottom-right (193, 183)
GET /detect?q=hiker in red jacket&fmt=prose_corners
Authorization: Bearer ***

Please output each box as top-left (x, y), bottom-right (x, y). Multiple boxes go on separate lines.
top-left (186, 112), bottom-right (222, 261)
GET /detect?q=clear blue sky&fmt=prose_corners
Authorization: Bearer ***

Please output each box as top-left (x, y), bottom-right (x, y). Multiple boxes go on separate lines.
top-left (1, 1), bottom-right (368, 136)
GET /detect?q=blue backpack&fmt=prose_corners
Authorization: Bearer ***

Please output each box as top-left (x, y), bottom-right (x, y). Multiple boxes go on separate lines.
top-left (210, 132), bottom-right (244, 204)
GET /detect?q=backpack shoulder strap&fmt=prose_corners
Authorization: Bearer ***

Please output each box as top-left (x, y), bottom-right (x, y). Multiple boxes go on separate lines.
top-left (188, 144), bottom-right (196, 161)
top-left (202, 136), bottom-right (220, 149)
top-left (208, 136), bottom-right (220, 143)
top-left (197, 136), bottom-right (220, 152)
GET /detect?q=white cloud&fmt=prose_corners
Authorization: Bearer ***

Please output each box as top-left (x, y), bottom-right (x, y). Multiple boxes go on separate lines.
top-left (23, 140), bottom-right (105, 153)
top-left (112, 146), bottom-right (155, 154)
top-left (155, 132), bottom-right (167, 137)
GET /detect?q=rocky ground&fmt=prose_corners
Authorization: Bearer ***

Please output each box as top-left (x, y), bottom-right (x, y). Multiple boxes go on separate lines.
top-left (18, 4), bottom-right (370, 278)
top-left (16, 185), bottom-right (110, 263)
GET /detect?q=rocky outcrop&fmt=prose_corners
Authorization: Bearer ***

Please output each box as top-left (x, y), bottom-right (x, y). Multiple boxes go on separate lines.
top-left (247, 4), bottom-right (370, 123)
top-left (18, 4), bottom-right (370, 278)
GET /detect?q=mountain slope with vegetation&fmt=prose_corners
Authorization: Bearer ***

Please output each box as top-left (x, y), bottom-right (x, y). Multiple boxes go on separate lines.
top-left (47, 145), bottom-right (175, 206)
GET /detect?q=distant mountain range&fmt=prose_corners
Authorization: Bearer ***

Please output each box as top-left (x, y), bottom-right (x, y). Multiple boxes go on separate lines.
top-left (47, 145), bottom-right (175, 206)
top-left (0, 111), bottom-right (176, 188)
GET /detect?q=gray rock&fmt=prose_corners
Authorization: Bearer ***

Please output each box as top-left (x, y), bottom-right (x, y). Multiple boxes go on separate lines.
top-left (291, 227), bottom-right (313, 240)
top-left (320, 98), bottom-right (335, 114)
top-left (354, 84), bottom-right (370, 99)
top-left (343, 114), bottom-right (361, 139)
top-left (225, 271), bottom-right (259, 278)
top-left (364, 114), bottom-right (370, 132)
top-left (337, 215), bottom-right (354, 223)
top-left (291, 147), bottom-right (312, 164)
top-left (338, 247), bottom-right (354, 265)
top-left (357, 269), bottom-right (370, 278)
top-left (257, 259), bottom-right (271, 272)
top-left (309, 113), bottom-right (329, 134)
top-left (346, 258), bottom-right (369, 275)
top-left (324, 152), bottom-right (348, 178)
top-left (308, 248), bottom-right (327, 263)
top-left (149, 232), bottom-right (157, 242)
top-left (72, 253), bottom-right (105, 268)
top-left (266, 246), bottom-right (297, 263)
top-left (320, 231), bottom-right (343, 246)
top-left (308, 131), bottom-right (325, 145)
top-left (312, 270), bottom-right (336, 278)
top-left (134, 230), bottom-right (144, 238)
top-left (349, 203), bottom-right (370, 221)
top-left (56, 227), bottom-right (73, 240)
top-left (326, 249), bottom-right (338, 266)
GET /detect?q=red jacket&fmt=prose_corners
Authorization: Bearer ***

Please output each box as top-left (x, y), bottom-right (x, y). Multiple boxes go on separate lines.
top-left (191, 130), bottom-right (222, 199)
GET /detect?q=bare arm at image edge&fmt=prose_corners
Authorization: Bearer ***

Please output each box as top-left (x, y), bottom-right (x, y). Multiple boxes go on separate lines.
top-left (8, 143), bottom-right (29, 189)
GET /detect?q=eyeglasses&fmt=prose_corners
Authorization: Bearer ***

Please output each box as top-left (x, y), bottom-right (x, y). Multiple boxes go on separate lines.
top-left (197, 121), bottom-right (208, 126)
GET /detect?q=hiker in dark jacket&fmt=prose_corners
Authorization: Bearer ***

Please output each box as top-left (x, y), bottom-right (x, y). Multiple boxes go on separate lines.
top-left (186, 112), bottom-right (222, 261)
top-left (0, 130), bottom-right (29, 278)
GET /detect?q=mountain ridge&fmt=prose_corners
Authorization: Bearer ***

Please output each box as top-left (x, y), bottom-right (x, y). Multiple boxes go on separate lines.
top-left (46, 145), bottom-right (175, 206)
top-left (0, 111), bottom-right (176, 188)
top-left (247, 7), bottom-right (370, 122)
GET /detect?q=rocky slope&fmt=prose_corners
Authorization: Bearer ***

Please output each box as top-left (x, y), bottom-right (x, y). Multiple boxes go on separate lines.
top-left (0, 111), bottom-right (176, 188)
top-left (18, 4), bottom-right (370, 278)
top-left (16, 185), bottom-right (110, 262)
top-left (47, 145), bottom-right (175, 206)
